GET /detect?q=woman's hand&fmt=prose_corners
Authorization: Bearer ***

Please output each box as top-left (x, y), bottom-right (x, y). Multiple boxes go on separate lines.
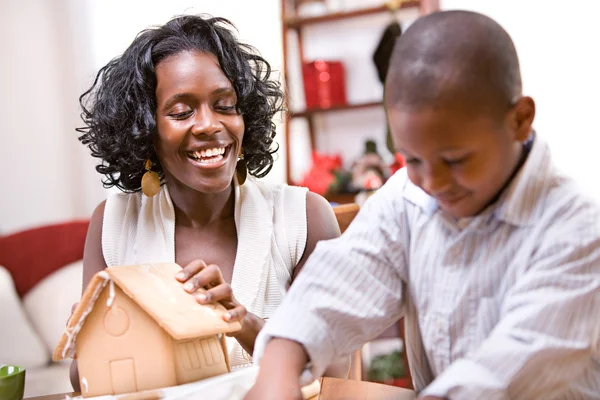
top-left (175, 259), bottom-right (247, 328)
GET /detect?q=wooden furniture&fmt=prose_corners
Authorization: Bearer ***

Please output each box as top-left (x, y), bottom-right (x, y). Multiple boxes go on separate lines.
top-left (280, 0), bottom-right (440, 188)
top-left (332, 203), bottom-right (360, 233)
top-left (332, 203), bottom-right (361, 380)
top-left (25, 377), bottom-right (415, 400)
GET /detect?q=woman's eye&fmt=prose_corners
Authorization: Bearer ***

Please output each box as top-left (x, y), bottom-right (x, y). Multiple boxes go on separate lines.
top-left (215, 104), bottom-right (237, 113)
top-left (168, 110), bottom-right (192, 120)
top-left (406, 158), bottom-right (420, 165)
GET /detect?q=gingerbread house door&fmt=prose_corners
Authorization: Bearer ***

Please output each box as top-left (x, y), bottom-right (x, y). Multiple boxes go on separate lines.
top-left (109, 358), bottom-right (138, 394)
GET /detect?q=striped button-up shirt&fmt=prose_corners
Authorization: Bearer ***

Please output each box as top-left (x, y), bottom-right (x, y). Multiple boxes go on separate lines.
top-left (254, 137), bottom-right (600, 399)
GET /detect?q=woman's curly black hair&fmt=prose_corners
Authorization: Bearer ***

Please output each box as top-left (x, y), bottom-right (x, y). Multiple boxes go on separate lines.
top-left (78, 14), bottom-right (284, 192)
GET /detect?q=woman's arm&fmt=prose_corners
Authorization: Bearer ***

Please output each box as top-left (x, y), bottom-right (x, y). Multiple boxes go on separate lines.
top-left (70, 200), bottom-right (109, 391)
top-left (292, 192), bottom-right (341, 281)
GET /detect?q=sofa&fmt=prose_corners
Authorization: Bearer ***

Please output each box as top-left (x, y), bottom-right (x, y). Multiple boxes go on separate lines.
top-left (0, 220), bottom-right (89, 398)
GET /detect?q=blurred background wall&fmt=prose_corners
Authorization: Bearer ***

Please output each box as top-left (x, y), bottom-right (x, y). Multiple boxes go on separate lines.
top-left (1, 0), bottom-right (599, 234)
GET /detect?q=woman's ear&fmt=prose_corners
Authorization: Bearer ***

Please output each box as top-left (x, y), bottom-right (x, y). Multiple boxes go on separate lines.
top-left (510, 96), bottom-right (536, 141)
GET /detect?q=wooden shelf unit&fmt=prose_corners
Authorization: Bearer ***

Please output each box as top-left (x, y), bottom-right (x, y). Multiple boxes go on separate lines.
top-left (284, 2), bottom-right (420, 29)
top-left (289, 101), bottom-right (383, 118)
top-left (280, 0), bottom-right (439, 194)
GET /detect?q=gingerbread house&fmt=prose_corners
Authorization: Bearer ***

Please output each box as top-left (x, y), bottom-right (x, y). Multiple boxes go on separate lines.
top-left (53, 263), bottom-right (241, 398)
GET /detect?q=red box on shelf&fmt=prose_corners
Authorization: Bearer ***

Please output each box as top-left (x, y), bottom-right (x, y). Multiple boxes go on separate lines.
top-left (302, 60), bottom-right (347, 109)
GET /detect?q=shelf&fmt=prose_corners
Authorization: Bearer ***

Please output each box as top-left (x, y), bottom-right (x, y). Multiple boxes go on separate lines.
top-left (284, 2), bottom-right (420, 29)
top-left (325, 192), bottom-right (357, 205)
top-left (289, 101), bottom-right (383, 118)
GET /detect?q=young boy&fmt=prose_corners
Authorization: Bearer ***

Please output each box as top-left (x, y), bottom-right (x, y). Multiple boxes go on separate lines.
top-left (244, 10), bottom-right (600, 400)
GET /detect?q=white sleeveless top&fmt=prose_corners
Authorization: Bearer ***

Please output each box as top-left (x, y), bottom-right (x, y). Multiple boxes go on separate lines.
top-left (101, 177), bottom-right (308, 369)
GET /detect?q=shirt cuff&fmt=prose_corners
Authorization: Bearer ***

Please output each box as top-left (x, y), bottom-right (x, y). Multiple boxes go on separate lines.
top-left (420, 359), bottom-right (505, 399)
top-left (252, 309), bottom-right (336, 386)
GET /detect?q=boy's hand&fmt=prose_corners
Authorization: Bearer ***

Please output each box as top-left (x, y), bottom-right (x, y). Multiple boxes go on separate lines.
top-left (176, 259), bottom-right (247, 328)
top-left (243, 338), bottom-right (310, 400)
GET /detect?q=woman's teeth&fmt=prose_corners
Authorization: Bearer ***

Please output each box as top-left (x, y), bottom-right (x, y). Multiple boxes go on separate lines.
top-left (187, 147), bottom-right (227, 164)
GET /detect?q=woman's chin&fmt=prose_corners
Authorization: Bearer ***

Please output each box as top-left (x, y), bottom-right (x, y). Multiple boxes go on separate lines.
top-left (190, 176), bottom-right (235, 195)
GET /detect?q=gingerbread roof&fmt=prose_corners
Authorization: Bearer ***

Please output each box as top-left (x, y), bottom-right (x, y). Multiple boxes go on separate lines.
top-left (53, 263), bottom-right (241, 361)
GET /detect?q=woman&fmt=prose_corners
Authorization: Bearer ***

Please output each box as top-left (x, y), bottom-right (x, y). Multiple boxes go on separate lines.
top-left (70, 14), bottom-right (340, 389)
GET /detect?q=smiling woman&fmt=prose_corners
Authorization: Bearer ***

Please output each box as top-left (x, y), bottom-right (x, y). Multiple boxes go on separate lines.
top-left (69, 14), bottom-right (342, 395)
top-left (153, 51), bottom-right (246, 194)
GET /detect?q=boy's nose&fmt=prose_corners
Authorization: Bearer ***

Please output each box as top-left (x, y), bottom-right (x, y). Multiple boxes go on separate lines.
top-left (420, 167), bottom-right (452, 196)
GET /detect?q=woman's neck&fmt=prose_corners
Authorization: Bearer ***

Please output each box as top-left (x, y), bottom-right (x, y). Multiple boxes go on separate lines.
top-left (166, 181), bottom-right (235, 228)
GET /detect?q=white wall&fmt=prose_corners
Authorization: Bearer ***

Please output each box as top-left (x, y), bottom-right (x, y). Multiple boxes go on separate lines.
top-left (0, 0), bottom-right (99, 234)
top-left (0, 0), bottom-right (283, 234)
top-left (441, 0), bottom-right (600, 200)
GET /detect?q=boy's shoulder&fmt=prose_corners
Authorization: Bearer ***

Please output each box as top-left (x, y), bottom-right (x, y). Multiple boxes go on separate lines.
top-left (537, 172), bottom-right (600, 232)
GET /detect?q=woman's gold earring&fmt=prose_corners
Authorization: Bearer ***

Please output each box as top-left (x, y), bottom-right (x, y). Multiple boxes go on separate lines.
top-left (141, 159), bottom-right (160, 197)
top-left (236, 151), bottom-right (247, 185)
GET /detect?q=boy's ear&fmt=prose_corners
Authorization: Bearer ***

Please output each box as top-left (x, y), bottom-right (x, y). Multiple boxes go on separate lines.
top-left (510, 96), bottom-right (536, 141)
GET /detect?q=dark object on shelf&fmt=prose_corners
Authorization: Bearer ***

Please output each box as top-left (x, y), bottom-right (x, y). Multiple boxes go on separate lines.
top-left (302, 60), bottom-right (348, 109)
top-left (373, 21), bottom-right (403, 84)
top-left (373, 21), bottom-right (403, 155)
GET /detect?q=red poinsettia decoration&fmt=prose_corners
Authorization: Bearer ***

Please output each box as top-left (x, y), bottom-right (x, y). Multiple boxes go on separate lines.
top-left (298, 151), bottom-right (343, 196)
top-left (390, 153), bottom-right (406, 175)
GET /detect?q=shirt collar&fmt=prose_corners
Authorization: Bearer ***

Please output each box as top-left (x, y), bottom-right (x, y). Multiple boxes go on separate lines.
top-left (491, 134), bottom-right (554, 227)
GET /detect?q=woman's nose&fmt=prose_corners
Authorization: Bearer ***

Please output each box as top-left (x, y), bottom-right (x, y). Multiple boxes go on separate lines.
top-left (191, 106), bottom-right (221, 136)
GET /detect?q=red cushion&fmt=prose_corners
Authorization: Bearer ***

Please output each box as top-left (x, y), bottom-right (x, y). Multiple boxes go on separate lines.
top-left (0, 220), bottom-right (89, 297)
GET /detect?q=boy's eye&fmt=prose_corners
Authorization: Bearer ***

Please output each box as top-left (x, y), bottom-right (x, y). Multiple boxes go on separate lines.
top-left (406, 158), bottom-right (421, 165)
top-left (444, 156), bottom-right (469, 165)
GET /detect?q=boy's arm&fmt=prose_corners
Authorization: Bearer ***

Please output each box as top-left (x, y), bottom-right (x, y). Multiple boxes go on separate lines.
top-left (421, 216), bottom-right (600, 399)
top-left (252, 172), bottom-right (411, 385)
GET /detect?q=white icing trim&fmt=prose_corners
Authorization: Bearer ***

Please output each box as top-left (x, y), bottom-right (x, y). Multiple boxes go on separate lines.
top-left (106, 280), bottom-right (115, 307)
top-left (61, 274), bottom-right (110, 358)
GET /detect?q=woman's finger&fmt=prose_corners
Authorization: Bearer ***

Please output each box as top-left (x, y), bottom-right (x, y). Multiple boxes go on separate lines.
top-left (196, 283), bottom-right (233, 304)
top-left (223, 305), bottom-right (247, 323)
top-left (176, 259), bottom-right (207, 282)
top-left (183, 264), bottom-right (223, 293)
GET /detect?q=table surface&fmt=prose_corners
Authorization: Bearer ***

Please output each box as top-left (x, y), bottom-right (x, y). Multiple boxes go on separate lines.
top-left (25, 377), bottom-right (415, 400)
